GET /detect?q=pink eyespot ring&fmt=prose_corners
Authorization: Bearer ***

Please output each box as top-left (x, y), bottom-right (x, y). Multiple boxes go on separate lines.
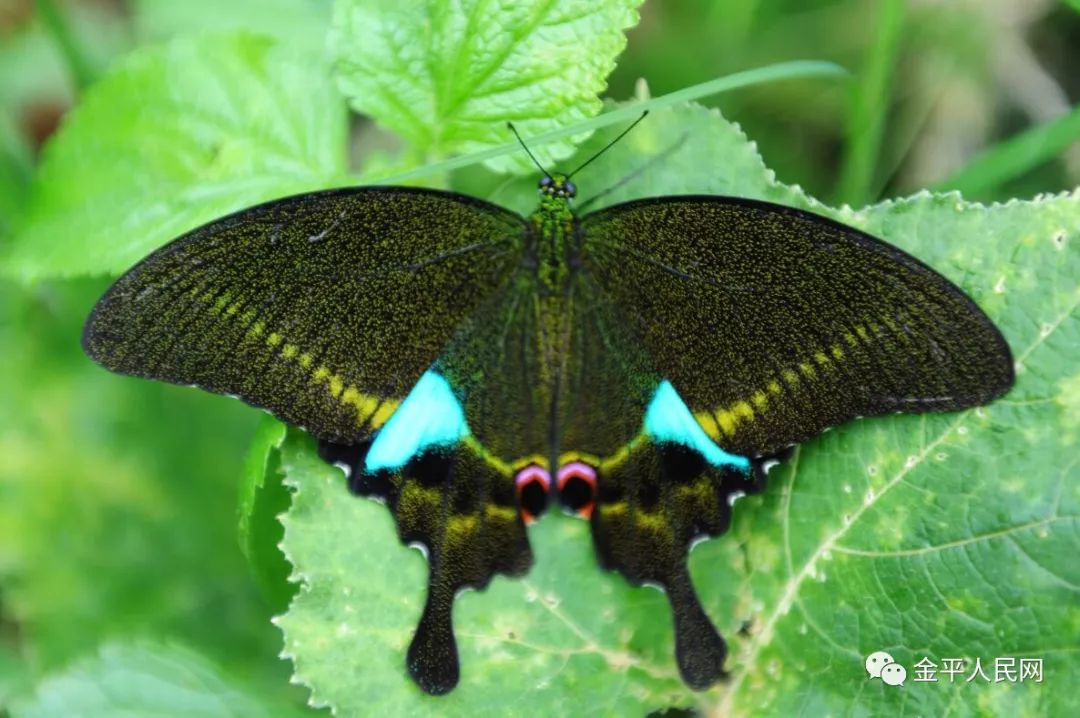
top-left (514, 465), bottom-right (551, 524)
top-left (556, 461), bottom-right (598, 518)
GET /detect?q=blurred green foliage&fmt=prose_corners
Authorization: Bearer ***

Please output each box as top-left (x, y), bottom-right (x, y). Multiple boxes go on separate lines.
top-left (0, 0), bottom-right (1078, 716)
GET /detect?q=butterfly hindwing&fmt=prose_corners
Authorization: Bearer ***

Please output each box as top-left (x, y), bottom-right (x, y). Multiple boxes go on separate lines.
top-left (319, 428), bottom-right (531, 696)
top-left (84, 187), bottom-right (524, 444)
top-left (581, 196), bottom-right (1014, 457)
top-left (590, 440), bottom-right (771, 689)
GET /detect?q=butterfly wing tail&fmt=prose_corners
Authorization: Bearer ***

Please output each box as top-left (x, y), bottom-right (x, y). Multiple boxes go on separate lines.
top-left (590, 443), bottom-right (775, 689)
top-left (319, 439), bottom-right (532, 695)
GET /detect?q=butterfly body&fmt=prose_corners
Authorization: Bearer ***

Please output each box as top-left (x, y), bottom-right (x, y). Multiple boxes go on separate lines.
top-left (84, 170), bottom-right (1013, 696)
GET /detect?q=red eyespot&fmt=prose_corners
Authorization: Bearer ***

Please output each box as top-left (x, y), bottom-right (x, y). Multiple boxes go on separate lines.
top-left (514, 465), bottom-right (550, 524)
top-left (556, 461), bottom-right (597, 518)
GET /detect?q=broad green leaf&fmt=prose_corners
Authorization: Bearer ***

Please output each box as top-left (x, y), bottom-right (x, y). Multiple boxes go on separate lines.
top-left (239, 417), bottom-right (296, 613)
top-left (132, 0), bottom-right (333, 58)
top-left (11, 641), bottom-right (308, 718)
top-left (276, 104), bottom-right (1080, 715)
top-left (330, 0), bottom-right (644, 174)
top-left (1, 33), bottom-right (347, 281)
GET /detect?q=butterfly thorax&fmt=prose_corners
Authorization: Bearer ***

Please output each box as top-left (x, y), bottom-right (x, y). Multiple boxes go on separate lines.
top-left (527, 177), bottom-right (579, 297)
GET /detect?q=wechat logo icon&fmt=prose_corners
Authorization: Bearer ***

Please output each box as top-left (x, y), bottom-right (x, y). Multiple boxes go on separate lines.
top-left (866, 650), bottom-right (906, 687)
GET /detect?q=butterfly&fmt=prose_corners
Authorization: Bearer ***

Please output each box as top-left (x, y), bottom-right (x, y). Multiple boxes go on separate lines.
top-left (83, 123), bottom-right (1014, 696)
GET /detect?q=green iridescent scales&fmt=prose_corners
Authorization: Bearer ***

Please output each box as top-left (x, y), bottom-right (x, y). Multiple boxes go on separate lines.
top-left (83, 173), bottom-right (1014, 696)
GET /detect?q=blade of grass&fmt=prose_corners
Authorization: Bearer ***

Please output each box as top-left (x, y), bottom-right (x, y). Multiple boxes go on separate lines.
top-left (870, 71), bottom-right (952, 200)
top-left (933, 104), bottom-right (1080, 197)
top-left (834, 0), bottom-right (904, 207)
top-left (35, 0), bottom-right (96, 92)
top-left (0, 114), bottom-right (33, 239)
top-left (370, 60), bottom-right (847, 184)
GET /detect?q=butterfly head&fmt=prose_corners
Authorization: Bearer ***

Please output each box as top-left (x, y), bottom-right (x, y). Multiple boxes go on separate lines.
top-left (538, 174), bottom-right (576, 199)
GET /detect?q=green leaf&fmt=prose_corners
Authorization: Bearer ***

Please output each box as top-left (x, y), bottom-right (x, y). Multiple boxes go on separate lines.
top-left (276, 103), bottom-right (1080, 715)
top-left (239, 417), bottom-right (296, 613)
top-left (132, 0), bottom-right (333, 58)
top-left (1, 32), bottom-right (347, 281)
top-left (330, 0), bottom-right (645, 173)
top-left (11, 642), bottom-right (308, 718)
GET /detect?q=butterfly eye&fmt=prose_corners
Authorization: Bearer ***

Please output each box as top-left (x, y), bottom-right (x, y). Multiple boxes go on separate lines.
top-left (563, 180), bottom-right (577, 198)
top-left (514, 465), bottom-right (550, 524)
top-left (556, 461), bottom-right (597, 518)
top-left (539, 175), bottom-right (552, 189)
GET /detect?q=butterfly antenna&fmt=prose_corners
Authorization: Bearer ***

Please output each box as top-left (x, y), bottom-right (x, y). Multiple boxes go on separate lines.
top-left (507, 122), bottom-right (551, 178)
top-left (567, 110), bottom-right (649, 180)
top-left (576, 129), bottom-right (688, 213)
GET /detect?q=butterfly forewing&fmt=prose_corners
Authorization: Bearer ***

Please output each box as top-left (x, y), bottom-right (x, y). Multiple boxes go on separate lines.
top-left (83, 187), bottom-right (524, 444)
top-left (580, 196), bottom-right (1014, 458)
